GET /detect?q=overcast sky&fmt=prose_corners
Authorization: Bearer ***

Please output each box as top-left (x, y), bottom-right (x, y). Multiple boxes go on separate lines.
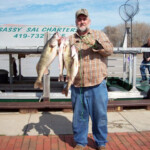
top-left (0, 0), bottom-right (150, 30)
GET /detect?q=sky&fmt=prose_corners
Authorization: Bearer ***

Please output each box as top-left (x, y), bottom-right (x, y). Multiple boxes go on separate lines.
top-left (0, 0), bottom-right (150, 30)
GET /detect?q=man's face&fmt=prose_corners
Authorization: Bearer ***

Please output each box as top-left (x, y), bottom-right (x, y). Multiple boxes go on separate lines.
top-left (76, 14), bottom-right (91, 33)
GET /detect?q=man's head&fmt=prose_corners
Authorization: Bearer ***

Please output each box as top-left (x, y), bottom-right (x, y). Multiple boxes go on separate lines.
top-left (75, 9), bottom-right (91, 34)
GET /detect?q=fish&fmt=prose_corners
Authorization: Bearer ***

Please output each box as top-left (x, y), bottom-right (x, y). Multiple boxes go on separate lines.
top-left (58, 38), bottom-right (78, 96)
top-left (58, 37), bottom-right (71, 82)
top-left (58, 38), bottom-right (66, 82)
top-left (34, 32), bottom-right (61, 89)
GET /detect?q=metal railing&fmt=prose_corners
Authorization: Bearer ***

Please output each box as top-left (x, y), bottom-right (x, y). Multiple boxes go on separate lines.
top-left (0, 30), bottom-right (150, 100)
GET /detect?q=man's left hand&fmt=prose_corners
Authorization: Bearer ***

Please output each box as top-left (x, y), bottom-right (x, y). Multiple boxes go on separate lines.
top-left (81, 36), bottom-right (95, 46)
top-left (81, 36), bottom-right (103, 51)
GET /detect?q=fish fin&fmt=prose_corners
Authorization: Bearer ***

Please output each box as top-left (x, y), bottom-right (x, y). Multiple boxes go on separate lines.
top-left (62, 88), bottom-right (68, 97)
top-left (71, 45), bottom-right (77, 58)
top-left (36, 63), bottom-right (39, 72)
top-left (34, 81), bottom-right (43, 90)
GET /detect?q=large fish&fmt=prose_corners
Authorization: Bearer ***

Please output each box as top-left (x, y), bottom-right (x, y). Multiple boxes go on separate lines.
top-left (58, 38), bottom-right (66, 82)
top-left (34, 32), bottom-right (61, 89)
top-left (58, 38), bottom-right (78, 96)
top-left (58, 38), bottom-right (71, 82)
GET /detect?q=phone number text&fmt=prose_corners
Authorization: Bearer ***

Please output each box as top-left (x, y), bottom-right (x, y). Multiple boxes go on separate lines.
top-left (13, 34), bottom-right (44, 38)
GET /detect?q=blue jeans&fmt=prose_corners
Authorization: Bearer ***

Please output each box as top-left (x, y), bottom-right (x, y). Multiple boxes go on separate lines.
top-left (140, 60), bottom-right (150, 81)
top-left (71, 80), bottom-right (108, 147)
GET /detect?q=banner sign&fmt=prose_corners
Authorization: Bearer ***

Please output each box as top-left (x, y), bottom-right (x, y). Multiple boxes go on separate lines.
top-left (0, 24), bottom-right (76, 47)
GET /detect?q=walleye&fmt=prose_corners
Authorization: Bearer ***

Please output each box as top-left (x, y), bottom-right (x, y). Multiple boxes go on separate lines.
top-left (34, 32), bottom-right (61, 89)
top-left (58, 38), bottom-right (78, 96)
top-left (58, 38), bottom-right (66, 82)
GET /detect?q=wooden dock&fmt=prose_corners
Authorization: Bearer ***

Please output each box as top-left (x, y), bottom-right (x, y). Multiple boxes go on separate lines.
top-left (0, 132), bottom-right (150, 150)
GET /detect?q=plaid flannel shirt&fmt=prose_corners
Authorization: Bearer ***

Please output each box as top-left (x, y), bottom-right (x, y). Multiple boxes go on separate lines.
top-left (69, 29), bottom-right (113, 87)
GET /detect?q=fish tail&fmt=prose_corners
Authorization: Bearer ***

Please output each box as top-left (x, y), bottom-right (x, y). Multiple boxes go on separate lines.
top-left (62, 88), bottom-right (68, 97)
top-left (34, 80), bottom-right (43, 90)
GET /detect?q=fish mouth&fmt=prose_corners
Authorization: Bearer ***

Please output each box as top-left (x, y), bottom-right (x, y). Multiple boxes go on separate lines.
top-left (55, 32), bottom-right (61, 39)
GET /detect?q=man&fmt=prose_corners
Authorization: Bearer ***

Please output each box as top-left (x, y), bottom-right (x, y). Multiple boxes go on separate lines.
top-left (140, 37), bottom-right (150, 84)
top-left (69, 9), bottom-right (113, 150)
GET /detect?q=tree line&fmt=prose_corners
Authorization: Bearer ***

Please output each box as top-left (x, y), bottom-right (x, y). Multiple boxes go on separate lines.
top-left (103, 22), bottom-right (150, 47)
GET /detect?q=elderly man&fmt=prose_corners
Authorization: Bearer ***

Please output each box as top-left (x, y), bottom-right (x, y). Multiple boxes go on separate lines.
top-left (69, 9), bottom-right (113, 150)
